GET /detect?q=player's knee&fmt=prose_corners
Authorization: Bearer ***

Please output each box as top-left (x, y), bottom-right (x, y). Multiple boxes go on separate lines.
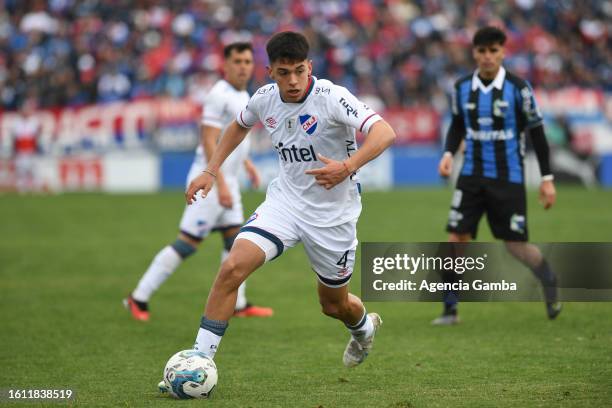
top-left (504, 241), bottom-right (527, 260)
top-left (320, 298), bottom-right (347, 319)
top-left (505, 241), bottom-right (541, 267)
top-left (217, 257), bottom-right (248, 289)
top-left (171, 237), bottom-right (198, 259)
top-left (449, 233), bottom-right (470, 243)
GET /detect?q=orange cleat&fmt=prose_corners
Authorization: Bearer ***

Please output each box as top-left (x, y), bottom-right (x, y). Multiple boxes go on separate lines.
top-left (123, 295), bottom-right (150, 321)
top-left (233, 303), bottom-right (274, 318)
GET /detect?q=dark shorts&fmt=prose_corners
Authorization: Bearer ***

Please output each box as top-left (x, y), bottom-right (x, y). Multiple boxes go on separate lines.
top-left (445, 175), bottom-right (528, 241)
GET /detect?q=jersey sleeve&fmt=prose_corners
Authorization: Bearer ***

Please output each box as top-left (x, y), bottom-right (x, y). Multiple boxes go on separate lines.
top-left (517, 81), bottom-right (543, 129)
top-left (236, 94), bottom-right (260, 129)
top-left (330, 86), bottom-right (381, 134)
top-left (201, 86), bottom-right (226, 128)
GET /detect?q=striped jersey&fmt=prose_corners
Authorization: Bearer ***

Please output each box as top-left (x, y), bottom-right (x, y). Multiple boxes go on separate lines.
top-left (451, 66), bottom-right (543, 184)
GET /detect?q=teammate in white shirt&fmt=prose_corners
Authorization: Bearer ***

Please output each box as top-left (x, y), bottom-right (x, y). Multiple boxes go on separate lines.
top-left (184, 32), bottom-right (396, 369)
top-left (125, 43), bottom-right (273, 321)
top-left (10, 97), bottom-right (42, 192)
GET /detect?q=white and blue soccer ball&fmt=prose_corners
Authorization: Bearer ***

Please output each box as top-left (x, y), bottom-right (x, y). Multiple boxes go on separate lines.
top-left (163, 350), bottom-right (218, 399)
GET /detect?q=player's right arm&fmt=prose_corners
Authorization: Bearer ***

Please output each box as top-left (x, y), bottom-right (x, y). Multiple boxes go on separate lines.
top-left (517, 80), bottom-right (556, 209)
top-left (201, 124), bottom-right (232, 208)
top-left (186, 120), bottom-right (250, 204)
top-left (439, 82), bottom-right (466, 177)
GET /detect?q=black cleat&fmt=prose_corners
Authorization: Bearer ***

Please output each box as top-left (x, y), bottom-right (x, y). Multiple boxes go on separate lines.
top-left (546, 302), bottom-right (562, 320)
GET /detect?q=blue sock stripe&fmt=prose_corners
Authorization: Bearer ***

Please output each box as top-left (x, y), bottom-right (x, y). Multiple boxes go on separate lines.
top-left (171, 238), bottom-right (197, 259)
top-left (345, 311), bottom-right (367, 330)
top-left (200, 317), bottom-right (228, 336)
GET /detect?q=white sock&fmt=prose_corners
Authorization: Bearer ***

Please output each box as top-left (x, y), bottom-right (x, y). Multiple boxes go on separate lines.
top-left (221, 249), bottom-right (248, 310)
top-left (132, 246), bottom-right (182, 302)
top-left (194, 315), bottom-right (229, 359)
top-left (194, 328), bottom-right (222, 358)
top-left (235, 281), bottom-right (247, 310)
top-left (347, 312), bottom-right (374, 344)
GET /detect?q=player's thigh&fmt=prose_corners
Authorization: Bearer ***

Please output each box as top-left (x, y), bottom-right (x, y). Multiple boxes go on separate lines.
top-left (446, 176), bottom-right (486, 239)
top-left (223, 238), bottom-right (267, 276)
top-left (484, 181), bottom-right (528, 241)
top-left (317, 280), bottom-right (349, 306)
top-left (300, 219), bottom-right (357, 288)
top-left (178, 196), bottom-right (224, 241)
top-left (235, 200), bottom-right (300, 262)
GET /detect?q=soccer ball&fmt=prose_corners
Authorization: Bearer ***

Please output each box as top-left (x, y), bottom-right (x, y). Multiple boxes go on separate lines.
top-left (162, 350), bottom-right (218, 399)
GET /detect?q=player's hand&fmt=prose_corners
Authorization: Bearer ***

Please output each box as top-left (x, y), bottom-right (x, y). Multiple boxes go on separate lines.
top-left (244, 160), bottom-right (261, 189)
top-left (438, 153), bottom-right (453, 177)
top-left (304, 154), bottom-right (351, 190)
top-left (185, 171), bottom-right (216, 205)
top-left (539, 179), bottom-right (556, 210)
top-left (217, 181), bottom-right (233, 208)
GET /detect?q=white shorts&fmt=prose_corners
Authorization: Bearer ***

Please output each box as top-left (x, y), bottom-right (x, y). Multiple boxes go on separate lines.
top-left (235, 199), bottom-right (358, 287)
top-left (179, 163), bottom-right (244, 240)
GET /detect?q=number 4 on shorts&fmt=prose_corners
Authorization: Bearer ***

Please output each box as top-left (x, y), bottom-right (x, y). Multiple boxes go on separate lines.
top-left (336, 250), bottom-right (349, 268)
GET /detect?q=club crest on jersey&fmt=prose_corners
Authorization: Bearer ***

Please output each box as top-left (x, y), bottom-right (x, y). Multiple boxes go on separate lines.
top-left (299, 114), bottom-right (318, 135)
top-left (493, 99), bottom-right (509, 117)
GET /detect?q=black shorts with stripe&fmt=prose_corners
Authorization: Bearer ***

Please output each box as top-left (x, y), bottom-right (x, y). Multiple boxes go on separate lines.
top-left (445, 175), bottom-right (528, 241)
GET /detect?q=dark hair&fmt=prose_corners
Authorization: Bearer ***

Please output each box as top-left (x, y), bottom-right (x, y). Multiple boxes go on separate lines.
top-left (472, 26), bottom-right (506, 47)
top-left (266, 31), bottom-right (309, 63)
top-left (223, 42), bottom-right (253, 58)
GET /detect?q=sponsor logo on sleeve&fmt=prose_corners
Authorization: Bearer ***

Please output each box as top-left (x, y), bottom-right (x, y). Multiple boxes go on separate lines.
top-left (339, 97), bottom-right (359, 118)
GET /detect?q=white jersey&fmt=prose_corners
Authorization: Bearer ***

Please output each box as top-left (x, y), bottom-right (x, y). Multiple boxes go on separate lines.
top-left (237, 77), bottom-right (382, 227)
top-left (195, 79), bottom-right (251, 186)
top-left (10, 116), bottom-right (41, 155)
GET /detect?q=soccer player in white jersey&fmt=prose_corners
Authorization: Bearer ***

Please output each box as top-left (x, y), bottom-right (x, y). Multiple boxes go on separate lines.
top-left (125, 42), bottom-right (273, 321)
top-left (10, 97), bottom-right (42, 192)
top-left (182, 31), bottom-right (396, 371)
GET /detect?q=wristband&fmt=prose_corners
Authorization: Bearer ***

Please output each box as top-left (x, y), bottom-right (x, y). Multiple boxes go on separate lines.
top-left (342, 161), bottom-right (353, 175)
top-left (542, 175), bottom-right (554, 181)
top-left (203, 169), bottom-right (217, 178)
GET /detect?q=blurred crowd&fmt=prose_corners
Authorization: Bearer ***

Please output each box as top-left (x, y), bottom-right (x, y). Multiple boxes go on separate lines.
top-left (1, 0), bottom-right (610, 111)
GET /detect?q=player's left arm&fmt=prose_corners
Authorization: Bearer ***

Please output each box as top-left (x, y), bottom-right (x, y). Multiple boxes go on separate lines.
top-left (520, 82), bottom-right (556, 209)
top-left (306, 88), bottom-right (395, 189)
top-left (306, 120), bottom-right (396, 190)
top-left (243, 158), bottom-right (261, 189)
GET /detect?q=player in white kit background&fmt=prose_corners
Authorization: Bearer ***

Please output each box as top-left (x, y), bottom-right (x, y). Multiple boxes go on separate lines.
top-left (8, 97), bottom-right (43, 193)
top-left (183, 31), bottom-right (396, 371)
top-left (125, 42), bottom-right (273, 321)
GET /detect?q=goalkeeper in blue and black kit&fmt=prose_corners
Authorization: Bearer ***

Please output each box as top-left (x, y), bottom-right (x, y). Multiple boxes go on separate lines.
top-left (433, 26), bottom-right (562, 325)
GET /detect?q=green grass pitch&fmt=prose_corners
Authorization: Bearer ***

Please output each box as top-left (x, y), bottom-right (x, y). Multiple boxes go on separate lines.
top-left (1, 187), bottom-right (611, 407)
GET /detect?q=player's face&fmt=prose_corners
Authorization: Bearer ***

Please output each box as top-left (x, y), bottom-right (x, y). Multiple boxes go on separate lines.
top-left (224, 49), bottom-right (254, 90)
top-left (473, 43), bottom-right (505, 79)
top-left (268, 59), bottom-right (313, 102)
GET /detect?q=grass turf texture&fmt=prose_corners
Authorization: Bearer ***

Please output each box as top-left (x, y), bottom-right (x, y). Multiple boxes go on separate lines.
top-left (1, 187), bottom-right (611, 407)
